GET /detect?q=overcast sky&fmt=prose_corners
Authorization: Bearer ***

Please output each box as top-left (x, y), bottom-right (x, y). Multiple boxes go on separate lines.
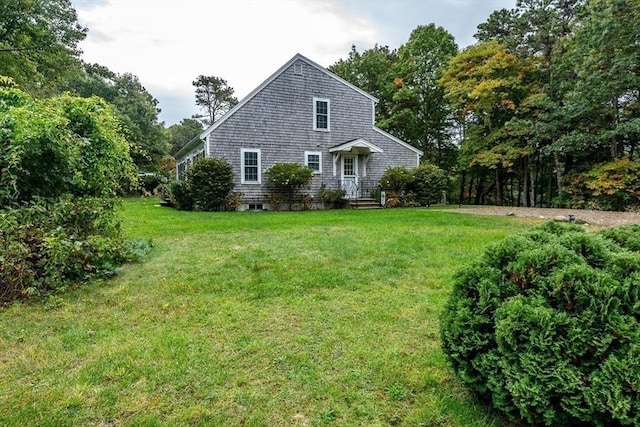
top-left (71, 0), bottom-right (515, 126)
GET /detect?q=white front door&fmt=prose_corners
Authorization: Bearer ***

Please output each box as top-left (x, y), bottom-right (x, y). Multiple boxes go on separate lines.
top-left (342, 155), bottom-right (358, 199)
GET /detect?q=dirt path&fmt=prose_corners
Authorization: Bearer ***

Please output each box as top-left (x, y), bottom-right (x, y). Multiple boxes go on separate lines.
top-left (442, 206), bottom-right (640, 227)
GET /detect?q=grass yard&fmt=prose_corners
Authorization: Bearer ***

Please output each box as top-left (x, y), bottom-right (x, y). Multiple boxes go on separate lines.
top-left (0, 198), bottom-right (541, 426)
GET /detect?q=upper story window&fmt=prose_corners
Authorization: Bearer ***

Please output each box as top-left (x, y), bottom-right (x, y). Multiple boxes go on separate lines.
top-left (241, 148), bottom-right (261, 184)
top-left (313, 97), bottom-right (330, 131)
top-left (305, 151), bottom-right (322, 174)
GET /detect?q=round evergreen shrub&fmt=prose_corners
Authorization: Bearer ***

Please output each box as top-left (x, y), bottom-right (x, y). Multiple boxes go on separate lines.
top-left (440, 222), bottom-right (640, 426)
top-left (185, 157), bottom-right (234, 211)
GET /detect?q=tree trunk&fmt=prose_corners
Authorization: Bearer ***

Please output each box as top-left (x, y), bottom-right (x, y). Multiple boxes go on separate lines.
top-left (495, 167), bottom-right (503, 206)
top-left (474, 177), bottom-right (483, 205)
top-left (611, 97), bottom-right (620, 159)
top-left (523, 156), bottom-right (531, 207)
top-left (547, 162), bottom-right (553, 207)
top-left (459, 170), bottom-right (466, 206)
top-left (517, 172), bottom-right (522, 207)
top-left (510, 174), bottom-right (515, 207)
top-left (553, 153), bottom-right (563, 197)
top-left (534, 152), bottom-right (541, 207)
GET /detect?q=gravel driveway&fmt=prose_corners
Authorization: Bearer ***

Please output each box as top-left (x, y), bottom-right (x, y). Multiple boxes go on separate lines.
top-left (443, 206), bottom-right (640, 227)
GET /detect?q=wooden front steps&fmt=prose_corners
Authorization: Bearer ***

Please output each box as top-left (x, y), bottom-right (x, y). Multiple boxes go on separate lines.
top-left (347, 197), bottom-right (382, 209)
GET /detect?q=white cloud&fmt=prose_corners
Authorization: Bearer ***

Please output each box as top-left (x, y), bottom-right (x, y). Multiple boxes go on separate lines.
top-left (75, 0), bottom-right (379, 124)
top-left (73, 0), bottom-right (515, 125)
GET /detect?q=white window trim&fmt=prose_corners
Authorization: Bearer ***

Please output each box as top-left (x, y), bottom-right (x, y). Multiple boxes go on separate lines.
top-left (313, 97), bottom-right (330, 132)
top-left (304, 151), bottom-right (322, 174)
top-left (241, 148), bottom-right (261, 184)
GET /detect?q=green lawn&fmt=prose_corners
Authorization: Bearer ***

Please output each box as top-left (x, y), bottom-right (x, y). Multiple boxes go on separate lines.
top-left (0, 198), bottom-right (540, 426)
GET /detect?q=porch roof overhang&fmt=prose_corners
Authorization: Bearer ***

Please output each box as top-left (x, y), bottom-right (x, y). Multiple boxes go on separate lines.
top-left (329, 138), bottom-right (383, 154)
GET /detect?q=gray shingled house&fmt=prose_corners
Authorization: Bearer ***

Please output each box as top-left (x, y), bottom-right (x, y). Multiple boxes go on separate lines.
top-left (174, 53), bottom-right (422, 210)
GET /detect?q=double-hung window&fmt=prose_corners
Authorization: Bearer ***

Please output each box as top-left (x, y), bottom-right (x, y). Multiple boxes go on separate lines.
top-left (313, 97), bottom-right (330, 131)
top-left (305, 151), bottom-right (322, 174)
top-left (241, 148), bottom-right (261, 184)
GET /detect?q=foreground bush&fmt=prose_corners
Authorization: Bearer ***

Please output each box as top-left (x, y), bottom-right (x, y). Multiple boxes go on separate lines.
top-left (440, 222), bottom-right (640, 426)
top-left (0, 197), bottom-right (150, 301)
top-left (0, 87), bottom-right (144, 303)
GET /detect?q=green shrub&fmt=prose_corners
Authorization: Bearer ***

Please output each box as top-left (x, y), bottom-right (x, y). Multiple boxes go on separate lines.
top-left (0, 87), bottom-right (143, 303)
top-left (379, 166), bottom-right (414, 193)
top-left (225, 192), bottom-right (243, 211)
top-left (266, 163), bottom-right (313, 211)
top-left (378, 166), bottom-right (429, 208)
top-left (440, 222), bottom-right (640, 426)
top-left (319, 184), bottom-right (346, 208)
top-left (168, 180), bottom-right (193, 211)
top-left (0, 197), bottom-right (149, 301)
top-left (408, 163), bottom-right (449, 206)
top-left (186, 157), bottom-right (234, 211)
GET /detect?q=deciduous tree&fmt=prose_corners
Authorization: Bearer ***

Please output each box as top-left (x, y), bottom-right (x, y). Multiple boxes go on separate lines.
top-left (67, 63), bottom-right (170, 171)
top-left (168, 118), bottom-right (204, 154)
top-left (441, 41), bottom-right (529, 205)
top-left (0, 0), bottom-right (86, 94)
top-left (383, 24), bottom-right (458, 170)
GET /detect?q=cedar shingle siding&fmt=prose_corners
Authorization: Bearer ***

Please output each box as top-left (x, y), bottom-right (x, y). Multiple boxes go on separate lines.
top-left (175, 54), bottom-right (422, 210)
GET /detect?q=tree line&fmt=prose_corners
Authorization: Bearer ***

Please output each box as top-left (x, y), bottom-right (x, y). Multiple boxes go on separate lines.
top-left (330, 0), bottom-right (640, 211)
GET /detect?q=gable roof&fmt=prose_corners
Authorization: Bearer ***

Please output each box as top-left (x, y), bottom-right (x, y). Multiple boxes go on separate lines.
top-left (329, 138), bottom-right (384, 154)
top-left (175, 53), bottom-right (378, 159)
top-left (175, 53), bottom-right (425, 160)
top-left (374, 127), bottom-right (423, 156)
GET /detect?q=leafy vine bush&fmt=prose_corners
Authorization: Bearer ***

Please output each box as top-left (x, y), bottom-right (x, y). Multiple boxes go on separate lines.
top-left (0, 87), bottom-right (145, 303)
top-left (440, 222), bottom-right (640, 426)
top-left (0, 197), bottom-right (149, 301)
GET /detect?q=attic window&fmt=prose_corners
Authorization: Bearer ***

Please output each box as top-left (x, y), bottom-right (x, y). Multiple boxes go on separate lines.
top-left (294, 63), bottom-right (304, 75)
